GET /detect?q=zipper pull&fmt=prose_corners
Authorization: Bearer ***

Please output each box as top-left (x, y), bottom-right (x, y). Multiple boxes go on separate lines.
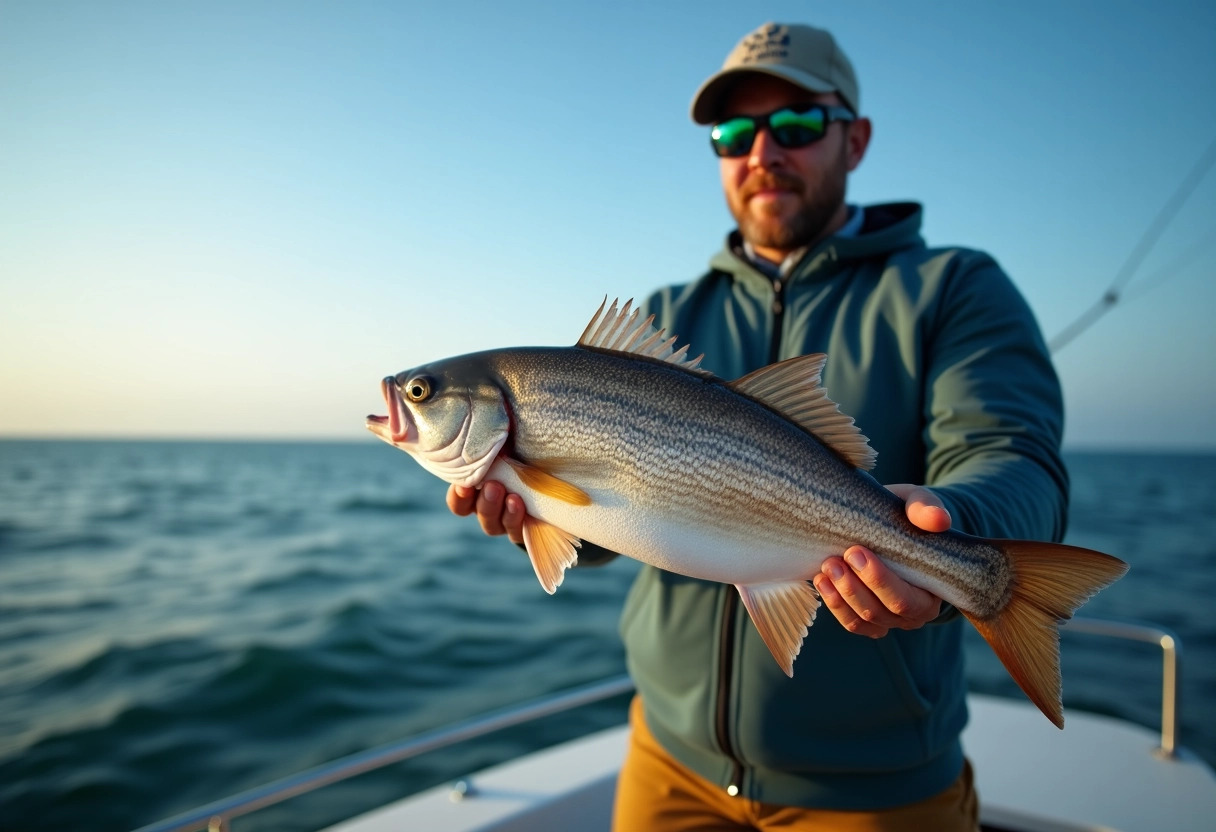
top-left (726, 761), bottom-right (743, 796)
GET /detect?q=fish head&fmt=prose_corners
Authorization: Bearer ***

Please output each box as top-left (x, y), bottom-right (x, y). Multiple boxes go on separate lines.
top-left (366, 357), bottom-right (511, 489)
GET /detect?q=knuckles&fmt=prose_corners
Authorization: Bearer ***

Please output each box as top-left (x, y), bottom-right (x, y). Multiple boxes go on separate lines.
top-left (886, 598), bottom-right (914, 618)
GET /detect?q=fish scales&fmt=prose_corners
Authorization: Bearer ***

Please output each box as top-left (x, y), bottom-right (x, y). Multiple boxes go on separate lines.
top-left (489, 347), bottom-right (1011, 614)
top-left (368, 298), bottom-right (1127, 725)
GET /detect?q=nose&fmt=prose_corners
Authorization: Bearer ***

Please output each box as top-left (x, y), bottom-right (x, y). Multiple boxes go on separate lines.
top-left (748, 126), bottom-right (785, 169)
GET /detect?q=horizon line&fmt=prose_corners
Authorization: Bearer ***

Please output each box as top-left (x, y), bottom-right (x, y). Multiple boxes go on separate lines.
top-left (1, 434), bottom-right (1213, 455)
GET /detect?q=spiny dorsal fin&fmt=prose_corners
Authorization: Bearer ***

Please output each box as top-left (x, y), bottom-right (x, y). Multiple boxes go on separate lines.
top-left (729, 355), bottom-right (877, 470)
top-left (577, 297), bottom-right (711, 377)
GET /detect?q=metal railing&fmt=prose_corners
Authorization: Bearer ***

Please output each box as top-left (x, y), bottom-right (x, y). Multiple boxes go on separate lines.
top-left (132, 616), bottom-right (1184, 832)
top-left (1060, 616), bottom-right (1181, 757)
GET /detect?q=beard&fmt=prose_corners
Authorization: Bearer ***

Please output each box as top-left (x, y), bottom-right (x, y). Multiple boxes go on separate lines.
top-left (730, 145), bottom-right (849, 253)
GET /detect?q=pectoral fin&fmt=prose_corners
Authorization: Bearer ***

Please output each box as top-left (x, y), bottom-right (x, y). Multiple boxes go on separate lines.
top-left (503, 457), bottom-right (592, 506)
top-left (736, 581), bottom-right (822, 677)
top-left (521, 516), bottom-right (581, 594)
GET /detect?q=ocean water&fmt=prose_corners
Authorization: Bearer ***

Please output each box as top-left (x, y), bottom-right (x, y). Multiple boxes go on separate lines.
top-left (0, 440), bottom-right (1213, 831)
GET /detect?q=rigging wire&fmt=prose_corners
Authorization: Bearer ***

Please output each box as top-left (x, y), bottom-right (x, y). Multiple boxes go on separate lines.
top-left (1049, 134), bottom-right (1216, 353)
top-left (1121, 232), bottom-right (1216, 302)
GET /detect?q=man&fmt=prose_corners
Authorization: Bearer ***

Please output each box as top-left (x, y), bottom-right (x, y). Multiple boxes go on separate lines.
top-left (449, 22), bottom-right (1067, 831)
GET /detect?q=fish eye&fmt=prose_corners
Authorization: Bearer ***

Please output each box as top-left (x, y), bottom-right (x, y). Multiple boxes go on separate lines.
top-left (404, 376), bottom-right (433, 402)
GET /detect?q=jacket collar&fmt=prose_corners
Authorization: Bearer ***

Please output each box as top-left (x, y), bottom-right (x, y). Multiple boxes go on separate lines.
top-left (710, 202), bottom-right (925, 293)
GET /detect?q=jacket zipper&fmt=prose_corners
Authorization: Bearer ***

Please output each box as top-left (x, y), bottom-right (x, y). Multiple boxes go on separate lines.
top-left (714, 276), bottom-right (787, 797)
top-left (768, 277), bottom-right (786, 362)
top-left (714, 589), bottom-right (742, 795)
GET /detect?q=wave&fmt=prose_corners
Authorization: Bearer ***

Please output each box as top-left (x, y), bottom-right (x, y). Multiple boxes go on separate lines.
top-left (5, 531), bottom-right (118, 554)
top-left (156, 515), bottom-right (238, 536)
top-left (337, 495), bottom-right (423, 513)
top-left (30, 637), bottom-right (221, 696)
top-left (0, 597), bottom-right (117, 620)
top-left (87, 503), bottom-right (146, 523)
top-left (245, 566), bottom-right (353, 594)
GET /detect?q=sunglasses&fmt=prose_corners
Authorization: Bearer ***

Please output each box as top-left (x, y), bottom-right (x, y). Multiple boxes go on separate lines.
top-left (710, 104), bottom-right (856, 158)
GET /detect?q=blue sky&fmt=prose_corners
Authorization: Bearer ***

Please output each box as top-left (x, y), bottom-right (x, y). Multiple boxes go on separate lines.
top-left (1, 0), bottom-right (1214, 448)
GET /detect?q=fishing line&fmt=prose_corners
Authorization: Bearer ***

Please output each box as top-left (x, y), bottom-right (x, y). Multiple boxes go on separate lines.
top-left (1120, 232), bottom-right (1216, 302)
top-left (1049, 133), bottom-right (1216, 353)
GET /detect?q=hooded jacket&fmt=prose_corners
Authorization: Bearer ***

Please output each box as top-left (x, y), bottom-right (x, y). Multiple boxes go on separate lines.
top-left (599, 202), bottom-right (1068, 809)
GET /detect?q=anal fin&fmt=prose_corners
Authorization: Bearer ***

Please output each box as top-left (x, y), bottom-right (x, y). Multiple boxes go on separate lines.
top-left (736, 581), bottom-right (821, 677)
top-left (521, 516), bottom-right (581, 594)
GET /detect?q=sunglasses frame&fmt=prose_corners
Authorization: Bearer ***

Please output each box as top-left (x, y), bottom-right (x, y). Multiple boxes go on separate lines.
top-left (710, 104), bottom-right (857, 158)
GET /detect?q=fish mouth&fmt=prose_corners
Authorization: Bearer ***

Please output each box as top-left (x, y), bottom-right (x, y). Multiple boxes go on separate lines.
top-left (365, 377), bottom-right (414, 445)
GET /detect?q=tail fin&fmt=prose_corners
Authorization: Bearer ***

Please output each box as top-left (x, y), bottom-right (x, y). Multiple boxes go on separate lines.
top-left (961, 541), bottom-right (1128, 728)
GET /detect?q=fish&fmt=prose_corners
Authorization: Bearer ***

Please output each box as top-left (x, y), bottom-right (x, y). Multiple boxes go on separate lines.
top-left (366, 298), bottom-right (1127, 728)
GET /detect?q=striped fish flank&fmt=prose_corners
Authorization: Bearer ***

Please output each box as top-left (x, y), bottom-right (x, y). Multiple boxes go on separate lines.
top-left (367, 298), bottom-right (1127, 728)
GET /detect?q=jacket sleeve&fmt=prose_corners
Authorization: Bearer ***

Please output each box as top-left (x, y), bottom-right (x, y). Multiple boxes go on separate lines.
top-left (921, 253), bottom-right (1069, 543)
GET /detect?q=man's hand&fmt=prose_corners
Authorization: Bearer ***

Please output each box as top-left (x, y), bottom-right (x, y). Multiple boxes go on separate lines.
top-left (812, 484), bottom-right (951, 638)
top-left (446, 481), bottom-right (526, 546)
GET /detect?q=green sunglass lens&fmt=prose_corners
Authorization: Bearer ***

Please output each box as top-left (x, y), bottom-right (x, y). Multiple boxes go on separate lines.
top-left (711, 108), bottom-right (832, 156)
top-left (711, 118), bottom-right (756, 157)
top-left (769, 108), bottom-right (825, 148)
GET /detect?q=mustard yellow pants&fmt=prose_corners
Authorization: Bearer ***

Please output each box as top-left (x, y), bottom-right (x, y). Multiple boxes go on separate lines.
top-left (612, 697), bottom-right (979, 832)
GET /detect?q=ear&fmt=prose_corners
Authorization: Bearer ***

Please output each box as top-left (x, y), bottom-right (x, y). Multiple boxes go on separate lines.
top-left (845, 117), bottom-right (872, 172)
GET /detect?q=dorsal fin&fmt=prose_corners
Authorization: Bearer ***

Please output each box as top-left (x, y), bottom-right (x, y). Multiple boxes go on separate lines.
top-left (729, 355), bottom-right (878, 470)
top-left (577, 298), bottom-right (711, 377)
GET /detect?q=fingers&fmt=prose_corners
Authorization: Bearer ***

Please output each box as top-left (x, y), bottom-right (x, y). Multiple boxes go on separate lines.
top-left (886, 483), bottom-right (951, 533)
top-left (811, 480), bottom-right (949, 638)
top-left (475, 481), bottom-right (510, 536)
top-left (446, 482), bottom-right (526, 546)
top-left (814, 570), bottom-right (887, 638)
top-left (813, 546), bottom-right (943, 638)
top-left (446, 484), bottom-right (478, 516)
top-left (502, 494), bottom-right (525, 545)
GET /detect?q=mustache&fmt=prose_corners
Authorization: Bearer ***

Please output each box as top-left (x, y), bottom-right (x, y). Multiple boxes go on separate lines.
top-left (740, 171), bottom-right (805, 200)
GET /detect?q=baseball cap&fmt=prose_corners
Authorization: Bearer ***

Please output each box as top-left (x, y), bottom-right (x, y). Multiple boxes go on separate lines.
top-left (690, 23), bottom-right (860, 124)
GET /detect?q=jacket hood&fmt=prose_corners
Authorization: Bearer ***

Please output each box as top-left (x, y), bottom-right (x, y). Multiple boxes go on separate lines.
top-left (709, 202), bottom-right (925, 289)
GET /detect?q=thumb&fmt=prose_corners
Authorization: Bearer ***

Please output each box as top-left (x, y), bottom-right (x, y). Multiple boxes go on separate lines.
top-left (885, 483), bottom-right (951, 533)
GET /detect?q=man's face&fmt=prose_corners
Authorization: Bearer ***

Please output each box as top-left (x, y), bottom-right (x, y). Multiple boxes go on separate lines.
top-left (717, 75), bottom-right (869, 259)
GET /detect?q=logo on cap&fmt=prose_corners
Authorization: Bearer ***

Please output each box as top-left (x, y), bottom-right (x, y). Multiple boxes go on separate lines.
top-left (740, 24), bottom-right (790, 64)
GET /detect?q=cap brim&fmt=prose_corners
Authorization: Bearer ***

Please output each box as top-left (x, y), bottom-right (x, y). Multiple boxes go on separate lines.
top-left (690, 65), bottom-right (838, 124)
